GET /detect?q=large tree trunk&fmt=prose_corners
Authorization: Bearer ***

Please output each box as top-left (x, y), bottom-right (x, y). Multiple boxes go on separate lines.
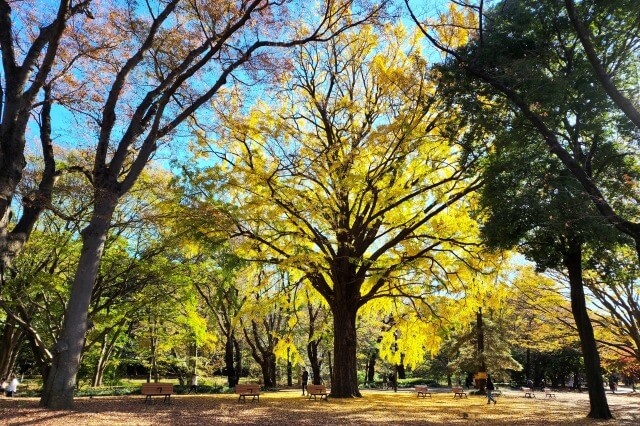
top-left (564, 239), bottom-right (612, 419)
top-left (330, 304), bottom-right (360, 397)
top-left (39, 199), bottom-right (116, 409)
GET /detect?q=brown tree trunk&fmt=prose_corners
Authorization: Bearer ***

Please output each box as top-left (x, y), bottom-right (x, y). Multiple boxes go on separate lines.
top-left (564, 238), bottom-right (612, 419)
top-left (233, 337), bottom-right (242, 386)
top-left (397, 354), bottom-right (406, 380)
top-left (327, 351), bottom-right (333, 387)
top-left (225, 334), bottom-right (237, 387)
top-left (92, 335), bottom-right (109, 387)
top-left (307, 339), bottom-right (323, 385)
top-left (306, 302), bottom-right (324, 385)
top-left (367, 351), bottom-right (376, 383)
top-left (39, 199), bottom-right (116, 409)
top-left (286, 347), bottom-right (293, 386)
top-left (91, 325), bottom-right (124, 387)
top-left (330, 304), bottom-right (360, 397)
top-left (0, 319), bottom-right (24, 379)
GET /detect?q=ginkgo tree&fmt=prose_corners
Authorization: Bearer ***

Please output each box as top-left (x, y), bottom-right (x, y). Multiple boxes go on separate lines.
top-left (198, 23), bottom-right (485, 397)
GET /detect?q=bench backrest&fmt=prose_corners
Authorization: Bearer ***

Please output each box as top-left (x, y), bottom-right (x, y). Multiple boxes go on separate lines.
top-left (522, 387), bottom-right (532, 392)
top-left (141, 383), bottom-right (173, 395)
top-left (235, 384), bottom-right (260, 394)
top-left (452, 386), bottom-right (464, 393)
top-left (415, 385), bottom-right (429, 392)
top-left (307, 384), bottom-right (326, 394)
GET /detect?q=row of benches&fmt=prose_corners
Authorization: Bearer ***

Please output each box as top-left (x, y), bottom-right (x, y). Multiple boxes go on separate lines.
top-left (417, 386), bottom-right (556, 399)
top-left (141, 383), bottom-right (558, 404)
top-left (521, 387), bottom-right (557, 399)
top-left (141, 383), bottom-right (329, 403)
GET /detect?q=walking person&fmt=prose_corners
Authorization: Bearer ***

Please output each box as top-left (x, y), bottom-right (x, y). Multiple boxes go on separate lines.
top-left (5, 374), bottom-right (19, 397)
top-left (301, 367), bottom-right (309, 395)
top-left (389, 373), bottom-right (397, 392)
top-left (486, 374), bottom-right (497, 405)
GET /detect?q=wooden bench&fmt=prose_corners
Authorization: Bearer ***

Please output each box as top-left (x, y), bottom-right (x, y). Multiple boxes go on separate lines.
top-left (415, 385), bottom-right (432, 398)
top-left (452, 386), bottom-right (468, 398)
top-left (141, 383), bottom-right (173, 403)
top-left (522, 387), bottom-right (536, 398)
top-left (544, 387), bottom-right (556, 398)
top-left (235, 384), bottom-right (261, 402)
top-left (307, 384), bottom-right (328, 400)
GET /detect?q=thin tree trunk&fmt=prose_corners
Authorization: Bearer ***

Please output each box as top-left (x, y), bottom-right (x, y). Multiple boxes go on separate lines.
top-left (397, 354), bottom-right (406, 380)
top-left (0, 319), bottom-right (24, 379)
top-left (233, 337), bottom-right (242, 385)
top-left (92, 325), bottom-right (124, 387)
top-left (225, 334), bottom-right (236, 387)
top-left (327, 351), bottom-right (333, 387)
top-left (367, 351), bottom-right (376, 384)
top-left (286, 347), bottom-right (293, 386)
top-left (307, 339), bottom-right (323, 385)
top-left (92, 334), bottom-right (109, 387)
top-left (40, 200), bottom-right (116, 409)
top-left (330, 304), bottom-right (360, 397)
top-left (564, 238), bottom-right (612, 419)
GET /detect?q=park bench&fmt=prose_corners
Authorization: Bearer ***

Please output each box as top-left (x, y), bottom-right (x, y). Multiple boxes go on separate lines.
top-left (306, 384), bottom-right (328, 400)
top-left (415, 385), bottom-right (432, 398)
top-left (141, 383), bottom-right (173, 403)
top-left (235, 383), bottom-right (261, 402)
top-left (544, 387), bottom-right (556, 398)
top-left (522, 387), bottom-right (536, 398)
top-left (452, 386), bottom-right (468, 398)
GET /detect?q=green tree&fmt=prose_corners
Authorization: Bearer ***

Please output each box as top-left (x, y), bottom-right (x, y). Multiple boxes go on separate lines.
top-left (406, 0), bottom-right (639, 418)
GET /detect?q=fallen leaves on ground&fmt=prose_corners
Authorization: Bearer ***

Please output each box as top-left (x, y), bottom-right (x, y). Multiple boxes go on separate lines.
top-left (1, 389), bottom-right (639, 425)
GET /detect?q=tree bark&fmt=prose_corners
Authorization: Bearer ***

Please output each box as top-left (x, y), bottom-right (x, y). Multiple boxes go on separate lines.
top-left (91, 325), bottom-right (124, 387)
top-left (329, 304), bottom-right (360, 397)
top-left (397, 354), bottom-right (406, 380)
top-left (306, 301), bottom-right (324, 385)
top-left (233, 337), bottom-right (242, 386)
top-left (0, 319), bottom-right (24, 379)
top-left (564, 238), bottom-right (612, 419)
top-left (367, 351), bottom-right (376, 383)
top-left (286, 347), bottom-right (293, 386)
top-left (224, 334), bottom-right (237, 387)
top-left (39, 198), bottom-right (116, 409)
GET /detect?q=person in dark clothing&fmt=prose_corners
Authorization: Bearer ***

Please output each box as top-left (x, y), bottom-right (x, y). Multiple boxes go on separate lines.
top-left (389, 373), bottom-right (397, 392)
top-left (187, 373), bottom-right (198, 394)
top-left (486, 374), bottom-right (497, 405)
top-left (302, 368), bottom-right (309, 395)
top-left (465, 375), bottom-right (473, 389)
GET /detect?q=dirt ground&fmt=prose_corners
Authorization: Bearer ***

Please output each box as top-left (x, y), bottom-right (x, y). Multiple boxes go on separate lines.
top-left (0, 388), bottom-right (638, 425)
